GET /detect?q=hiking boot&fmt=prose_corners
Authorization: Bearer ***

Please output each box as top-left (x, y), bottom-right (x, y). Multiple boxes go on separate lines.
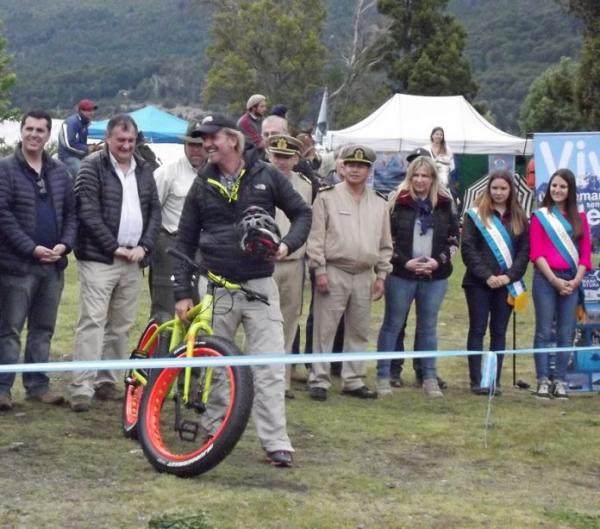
top-left (552, 381), bottom-right (569, 400)
top-left (70, 395), bottom-right (91, 412)
top-left (27, 390), bottom-right (64, 406)
top-left (94, 384), bottom-right (123, 401)
top-left (376, 378), bottom-right (393, 396)
top-left (423, 378), bottom-right (443, 398)
top-left (309, 387), bottom-right (327, 401)
top-left (266, 450), bottom-right (293, 467)
top-left (341, 386), bottom-right (377, 399)
top-left (534, 380), bottom-right (552, 400)
top-left (0, 393), bottom-right (12, 411)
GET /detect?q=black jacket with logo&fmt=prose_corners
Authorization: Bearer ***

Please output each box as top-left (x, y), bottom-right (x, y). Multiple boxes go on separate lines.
top-left (174, 147), bottom-right (312, 299)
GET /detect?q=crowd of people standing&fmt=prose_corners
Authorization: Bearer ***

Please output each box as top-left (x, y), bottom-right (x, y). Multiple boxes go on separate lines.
top-left (0, 95), bottom-right (593, 469)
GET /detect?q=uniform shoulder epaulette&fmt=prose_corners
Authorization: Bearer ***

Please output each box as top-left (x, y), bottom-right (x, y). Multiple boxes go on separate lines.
top-left (294, 171), bottom-right (313, 186)
top-left (317, 184), bottom-right (335, 192)
top-left (375, 190), bottom-right (389, 200)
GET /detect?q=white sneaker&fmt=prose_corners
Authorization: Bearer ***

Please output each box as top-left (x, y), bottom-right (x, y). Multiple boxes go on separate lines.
top-left (376, 378), bottom-right (392, 396)
top-left (422, 378), bottom-right (443, 398)
top-left (552, 381), bottom-right (569, 400)
top-left (534, 380), bottom-right (552, 400)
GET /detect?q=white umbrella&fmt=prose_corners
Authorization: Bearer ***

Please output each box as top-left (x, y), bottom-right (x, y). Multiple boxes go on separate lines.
top-left (462, 173), bottom-right (534, 217)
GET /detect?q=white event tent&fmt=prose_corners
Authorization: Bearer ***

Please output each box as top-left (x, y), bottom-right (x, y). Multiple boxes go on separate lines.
top-left (326, 94), bottom-right (531, 155)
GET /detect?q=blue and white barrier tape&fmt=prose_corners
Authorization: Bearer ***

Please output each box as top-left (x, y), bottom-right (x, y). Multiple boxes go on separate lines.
top-left (0, 345), bottom-right (596, 374)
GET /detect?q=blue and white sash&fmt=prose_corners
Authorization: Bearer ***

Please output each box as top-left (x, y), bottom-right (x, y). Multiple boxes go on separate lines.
top-left (532, 207), bottom-right (579, 273)
top-left (467, 208), bottom-right (527, 310)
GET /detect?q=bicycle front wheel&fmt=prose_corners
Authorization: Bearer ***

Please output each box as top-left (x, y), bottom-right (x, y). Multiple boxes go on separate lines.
top-left (138, 335), bottom-right (253, 477)
top-left (122, 318), bottom-right (160, 439)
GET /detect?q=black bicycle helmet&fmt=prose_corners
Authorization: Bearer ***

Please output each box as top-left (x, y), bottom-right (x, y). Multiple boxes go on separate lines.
top-left (238, 206), bottom-right (281, 260)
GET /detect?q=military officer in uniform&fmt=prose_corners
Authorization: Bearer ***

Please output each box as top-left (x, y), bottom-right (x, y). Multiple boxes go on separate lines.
top-left (268, 135), bottom-right (313, 397)
top-left (306, 144), bottom-right (393, 401)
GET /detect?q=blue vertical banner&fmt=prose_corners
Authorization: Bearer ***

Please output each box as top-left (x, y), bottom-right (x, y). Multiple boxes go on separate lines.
top-left (534, 132), bottom-right (600, 253)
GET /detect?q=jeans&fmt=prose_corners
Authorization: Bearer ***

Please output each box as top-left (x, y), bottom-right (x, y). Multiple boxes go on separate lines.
top-left (388, 316), bottom-right (423, 380)
top-left (532, 269), bottom-right (578, 382)
top-left (377, 275), bottom-right (448, 381)
top-left (464, 285), bottom-right (513, 387)
top-left (0, 266), bottom-right (64, 396)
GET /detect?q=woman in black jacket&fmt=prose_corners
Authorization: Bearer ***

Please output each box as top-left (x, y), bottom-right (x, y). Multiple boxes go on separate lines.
top-left (376, 156), bottom-right (459, 398)
top-left (461, 170), bottom-right (529, 394)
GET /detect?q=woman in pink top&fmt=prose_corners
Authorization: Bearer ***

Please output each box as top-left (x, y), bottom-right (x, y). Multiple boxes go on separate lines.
top-left (530, 168), bottom-right (591, 400)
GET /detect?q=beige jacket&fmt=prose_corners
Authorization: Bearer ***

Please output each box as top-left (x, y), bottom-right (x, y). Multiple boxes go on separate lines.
top-left (307, 181), bottom-right (392, 278)
top-left (275, 171), bottom-right (313, 260)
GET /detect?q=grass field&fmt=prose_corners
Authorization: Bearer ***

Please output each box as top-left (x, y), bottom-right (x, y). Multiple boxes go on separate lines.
top-left (1, 257), bottom-right (600, 529)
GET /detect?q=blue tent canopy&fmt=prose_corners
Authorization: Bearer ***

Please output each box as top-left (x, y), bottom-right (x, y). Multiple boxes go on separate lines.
top-left (88, 105), bottom-right (188, 144)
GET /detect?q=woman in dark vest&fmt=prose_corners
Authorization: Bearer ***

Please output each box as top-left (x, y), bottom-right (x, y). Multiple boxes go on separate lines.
top-left (461, 170), bottom-right (529, 395)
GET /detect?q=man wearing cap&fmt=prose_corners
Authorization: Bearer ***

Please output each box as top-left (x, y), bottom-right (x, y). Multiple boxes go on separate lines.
top-left (150, 121), bottom-right (207, 323)
top-left (268, 134), bottom-right (313, 397)
top-left (69, 114), bottom-right (161, 412)
top-left (237, 94), bottom-right (267, 150)
top-left (270, 104), bottom-right (288, 119)
top-left (58, 99), bottom-right (99, 176)
top-left (306, 144), bottom-right (393, 401)
top-left (173, 114), bottom-right (312, 467)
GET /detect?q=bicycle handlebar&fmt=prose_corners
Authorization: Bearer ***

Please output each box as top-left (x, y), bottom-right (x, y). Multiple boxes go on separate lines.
top-left (167, 247), bottom-right (269, 305)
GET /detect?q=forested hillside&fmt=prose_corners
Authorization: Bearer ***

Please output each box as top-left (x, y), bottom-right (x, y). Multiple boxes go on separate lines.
top-left (448, 0), bottom-right (581, 132)
top-left (0, 0), bottom-right (582, 132)
top-left (0, 0), bottom-right (208, 112)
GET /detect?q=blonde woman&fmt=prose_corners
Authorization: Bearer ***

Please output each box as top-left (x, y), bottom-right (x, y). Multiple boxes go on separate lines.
top-left (376, 157), bottom-right (459, 397)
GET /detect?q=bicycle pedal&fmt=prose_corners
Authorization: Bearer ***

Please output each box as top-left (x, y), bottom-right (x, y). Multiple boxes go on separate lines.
top-left (177, 420), bottom-right (200, 442)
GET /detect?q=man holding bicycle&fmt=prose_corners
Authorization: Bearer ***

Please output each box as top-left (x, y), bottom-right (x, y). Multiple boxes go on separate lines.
top-left (174, 114), bottom-right (311, 467)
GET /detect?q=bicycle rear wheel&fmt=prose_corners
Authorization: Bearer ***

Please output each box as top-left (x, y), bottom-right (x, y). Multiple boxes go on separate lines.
top-left (122, 318), bottom-right (160, 439)
top-left (138, 335), bottom-right (253, 477)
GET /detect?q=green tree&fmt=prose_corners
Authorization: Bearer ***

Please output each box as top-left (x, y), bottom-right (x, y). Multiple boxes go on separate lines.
top-left (375, 0), bottom-right (478, 100)
top-left (576, 37), bottom-right (600, 128)
top-left (558, 1), bottom-right (600, 128)
top-left (518, 57), bottom-right (585, 134)
top-left (202, 0), bottom-right (327, 126)
top-left (0, 27), bottom-right (16, 119)
top-left (325, 0), bottom-right (391, 128)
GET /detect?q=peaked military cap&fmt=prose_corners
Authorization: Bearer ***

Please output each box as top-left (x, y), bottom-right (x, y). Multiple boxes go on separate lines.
top-left (339, 144), bottom-right (376, 166)
top-left (406, 147), bottom-right (431, 163)
top-left (268, 134), bottom-right (303, 156)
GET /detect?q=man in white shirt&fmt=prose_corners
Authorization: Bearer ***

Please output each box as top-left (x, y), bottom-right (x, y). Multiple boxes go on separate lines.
top-left (69, 114), bottom-right (161, 412)
top-left (150, 121), bottom-right (207, 322)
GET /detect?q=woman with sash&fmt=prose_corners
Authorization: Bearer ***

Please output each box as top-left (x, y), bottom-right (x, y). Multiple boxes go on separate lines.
top-left (376, 156), bottom-right (459, 398)
top-left (530, 168), bottom-right (591, 399)
top-left (461, 170), bottom-right (529, 394)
